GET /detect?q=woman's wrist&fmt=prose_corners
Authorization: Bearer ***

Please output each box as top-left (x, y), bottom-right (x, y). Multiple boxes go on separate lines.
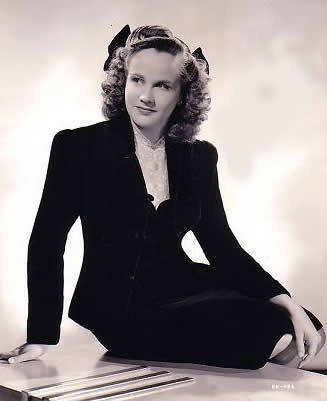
top-left (269, 293), bottom-right (300, 315)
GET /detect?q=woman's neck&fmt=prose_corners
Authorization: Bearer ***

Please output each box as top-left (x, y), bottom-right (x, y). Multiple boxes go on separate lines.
top-left (130, 119), bottom-right (164, 144)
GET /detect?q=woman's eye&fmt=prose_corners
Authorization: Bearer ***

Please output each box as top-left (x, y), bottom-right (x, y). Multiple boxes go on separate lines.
top-left (158, 83), bottom-right (170, 90)
top-left (131, 77), bottom-right (141, 83)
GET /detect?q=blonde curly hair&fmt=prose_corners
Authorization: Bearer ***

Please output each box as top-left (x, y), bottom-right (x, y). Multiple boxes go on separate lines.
top-left (101, 25), bottom-right (211, 143)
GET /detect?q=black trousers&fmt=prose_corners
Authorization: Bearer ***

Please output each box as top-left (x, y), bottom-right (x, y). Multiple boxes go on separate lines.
top-left (94, 288), bottom-right (323, 370)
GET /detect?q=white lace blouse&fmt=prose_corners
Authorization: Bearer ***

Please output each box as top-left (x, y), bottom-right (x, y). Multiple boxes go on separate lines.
top-left (133, 128), bottom-right (170, 210)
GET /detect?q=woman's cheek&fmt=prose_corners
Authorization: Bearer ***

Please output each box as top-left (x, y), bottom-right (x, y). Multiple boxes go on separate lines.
top-left (127, 87), bottom-right (138, 104)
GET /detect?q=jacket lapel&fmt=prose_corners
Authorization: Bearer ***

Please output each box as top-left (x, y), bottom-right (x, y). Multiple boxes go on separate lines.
top-left (107, 113), bottom-right (185, 202)
top-left (100, 113), bottom-right (199, 240)
top-left (108, 114), bottom-right (149, 204)
top-left (165, 135), bottom-right (184, 200)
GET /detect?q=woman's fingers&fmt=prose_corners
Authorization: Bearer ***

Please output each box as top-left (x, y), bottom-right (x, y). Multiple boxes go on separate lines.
top-left (0, 351), bottom-right (16, 360)
top-left (2, 344), bottom-right (49, 364)
top-left (298, 333), bottom-right (321, 368)
top-left (289, 306), bottom-right (323, 369)
top-left (295, 330), bottom-right (305, 358)
top-left (0, 345), bottom-right (26, 360)
top-left (8, 350), bottom-right (40, 364)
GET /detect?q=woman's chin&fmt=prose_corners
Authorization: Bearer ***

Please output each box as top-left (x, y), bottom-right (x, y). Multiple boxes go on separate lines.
top-left (131, 116), bottom-right (158, 131)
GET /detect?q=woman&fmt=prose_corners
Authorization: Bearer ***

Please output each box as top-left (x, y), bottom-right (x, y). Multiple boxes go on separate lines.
top-left (1, 25), bottom-right (325, 369)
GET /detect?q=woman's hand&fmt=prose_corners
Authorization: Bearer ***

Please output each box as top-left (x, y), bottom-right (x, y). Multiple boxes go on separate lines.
top-left (288, 306), bottom-right (321, 368)
top-left (0, 343), bottom-right (55, 364)
top-left (269, 294), bottom-right (321, 367)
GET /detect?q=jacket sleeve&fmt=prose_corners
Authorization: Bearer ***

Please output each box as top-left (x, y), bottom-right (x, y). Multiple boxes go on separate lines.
top-left (26, 130), bottom-right (80, 344)
top-left (192, 143), bottom-right (290, 300)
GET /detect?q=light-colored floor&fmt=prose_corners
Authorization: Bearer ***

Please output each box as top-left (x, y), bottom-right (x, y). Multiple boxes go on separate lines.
top-left (1, 336), bottom-right (327, 401)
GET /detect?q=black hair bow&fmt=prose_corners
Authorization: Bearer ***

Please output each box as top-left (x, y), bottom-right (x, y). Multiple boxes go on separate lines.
top-left (103, 24), bottom-right (131, 71)
top-left (191, 47), bottom-right (209, 75)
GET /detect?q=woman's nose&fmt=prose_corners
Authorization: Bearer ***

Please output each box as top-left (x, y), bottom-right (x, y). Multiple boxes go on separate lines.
top-left (139, 87), bottom-right (155, 105)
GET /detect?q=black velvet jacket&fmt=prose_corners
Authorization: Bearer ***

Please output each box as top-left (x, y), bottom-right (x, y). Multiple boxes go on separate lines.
top-left (26, 113), bottom-right (290, 344)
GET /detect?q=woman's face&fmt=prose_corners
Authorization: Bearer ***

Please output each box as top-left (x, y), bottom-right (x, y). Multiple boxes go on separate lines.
top-left (125, 48), bottom-right (182, 138)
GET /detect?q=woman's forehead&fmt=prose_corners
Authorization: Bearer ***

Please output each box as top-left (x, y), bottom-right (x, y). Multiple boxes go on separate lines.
top-left (127, 48), bottom-right (183, 81)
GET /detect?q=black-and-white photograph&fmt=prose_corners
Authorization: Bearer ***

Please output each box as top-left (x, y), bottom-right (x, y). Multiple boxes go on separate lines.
top-left (1, 1), bottom-right (327, 399)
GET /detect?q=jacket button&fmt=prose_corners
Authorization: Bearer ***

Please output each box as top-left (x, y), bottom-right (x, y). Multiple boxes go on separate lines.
top-left (146, 193), bottom-right (154, 202)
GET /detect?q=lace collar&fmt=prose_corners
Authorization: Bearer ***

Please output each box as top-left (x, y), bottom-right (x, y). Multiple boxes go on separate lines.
top-left (132, 126), bottom-right (165, 151)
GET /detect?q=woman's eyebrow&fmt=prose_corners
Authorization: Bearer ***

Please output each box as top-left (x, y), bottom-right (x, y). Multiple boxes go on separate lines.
top-left (155, 79), bottom-right (179, 88)
top-left (130, 73), bottom-right (174, 85)
top-left (157, 79), bottom-right (174, 85)
top-left (130, 72), bottom-right (143, 77)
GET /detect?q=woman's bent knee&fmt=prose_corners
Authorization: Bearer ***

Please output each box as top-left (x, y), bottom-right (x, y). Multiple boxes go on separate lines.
top-left (269, 334), bottom-right (293, 359)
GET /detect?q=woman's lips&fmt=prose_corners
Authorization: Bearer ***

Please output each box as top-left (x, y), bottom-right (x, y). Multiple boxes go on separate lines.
top-left (136, 106), bottom-right (156, 114)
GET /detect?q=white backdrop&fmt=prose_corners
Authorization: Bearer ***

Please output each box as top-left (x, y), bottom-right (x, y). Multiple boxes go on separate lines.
top-left (1, 0), bottom-right (326, 368)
